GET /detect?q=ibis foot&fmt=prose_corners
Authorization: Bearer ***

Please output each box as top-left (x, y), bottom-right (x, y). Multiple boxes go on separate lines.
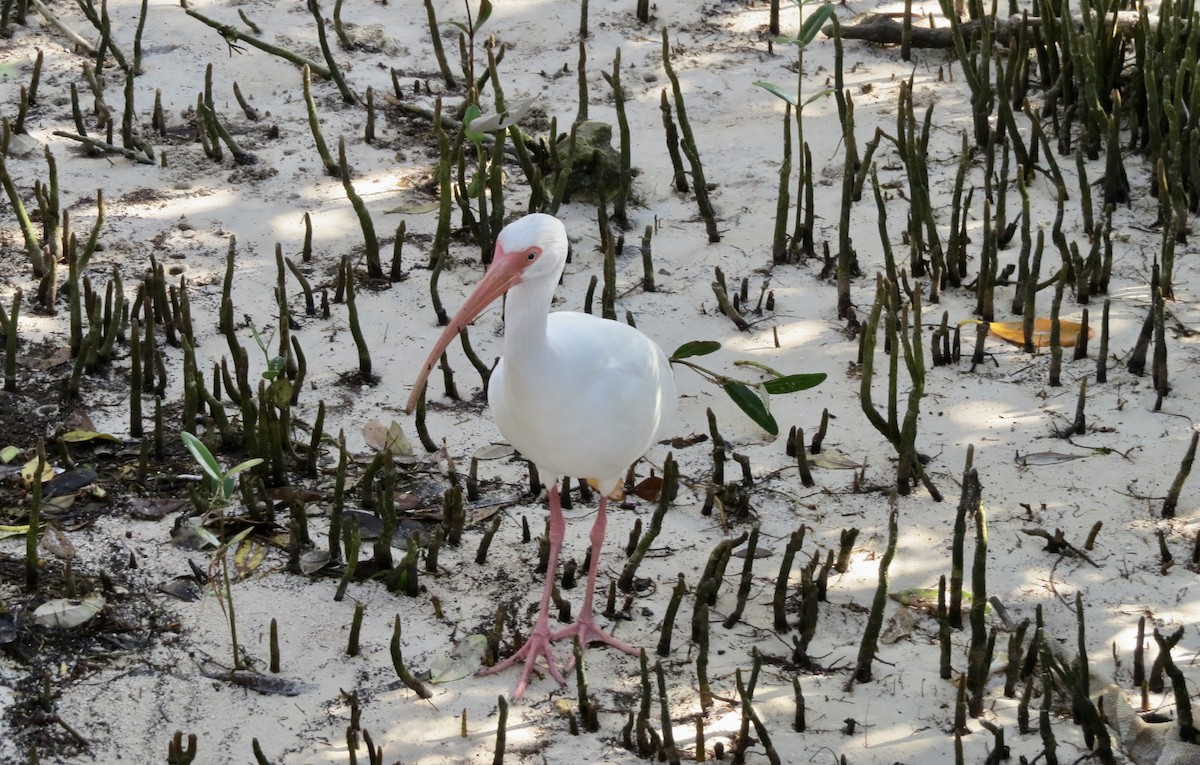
top-left (478, 625), bottom-right (567, 700)
top-left (551, 615), bottom-right (640, 659)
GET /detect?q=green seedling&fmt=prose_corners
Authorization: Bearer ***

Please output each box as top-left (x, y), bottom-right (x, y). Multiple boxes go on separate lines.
top-left (753, 1), bottom-right (836, 109)
top-left (445, 0), bottom-right (493, 96)
top-left (670, 340), bottom-right (825, 436)
top-left (181, 432), bottom-right (263, 505)
top-left (248, 321), bottom-right (293, 406)
top-left (194, 522), bottom-right (257, 670)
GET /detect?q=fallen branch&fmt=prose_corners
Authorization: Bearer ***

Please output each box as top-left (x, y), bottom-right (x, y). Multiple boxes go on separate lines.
top-left (182, 3), bottom-right (332, 80)
top-left (52, 131), bottom-right (155, 164)
top-left (30, 0), bottom-right (98, 55)
top-left (825, 12), bottom-right (1142, 49)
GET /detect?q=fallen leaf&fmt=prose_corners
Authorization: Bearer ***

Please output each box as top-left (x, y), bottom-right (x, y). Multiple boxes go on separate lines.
top-left (472, 443), bottom-right (515, 460)
top-left (982, 319), bottom-right (1092, 348)
top-left (881, 605), bottom-right (918, 644)
top-left (159, 576), bottom-right (203, 602)
top-left (807, 449), bottom-right (863, 470)
top-left (466, 504), bottom-right (503, 525)
top-left (384, 199), bottom-right (440, 215)
top-left (21, 457), bottom-right (55, 485)
top-left (44, 469), bottom-right (98, 497)
top-left (428, 633), bottom-right (489, 684)
top-left (0, 525), bottom-right (29, 541)
top-left (127, 498), bottom-right (189, 520)
top-left (300, 550), bottom-right (331, 575)
top-left (362, 419), bottom-right (413, 456)
top-left (33, 594), bottom-right (105, 628)
top-left (665, 433), bottom-right (708, 449)
top-left (341, 510), bottom-right (383, 539)
top-left (233, 537), bottom-right (266, 577)
top-left (60, 430), bottom-right (120, 443)
top-left (1015, 450), bottom-right (1090, 466)
top-left (0, 446), bottom-right (20, 463)
top-left (632, 475), bottom-right (662, 501)
top-left (25, 345), bottom-right (71, 371)
top-left (0, 614), bottom-right (17, 644)
top-left (40, 525), bottom-right (76, 559)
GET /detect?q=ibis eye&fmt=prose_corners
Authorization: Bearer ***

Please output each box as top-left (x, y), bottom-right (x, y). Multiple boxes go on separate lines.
top-left (526, 250), bottom-right (538, 261)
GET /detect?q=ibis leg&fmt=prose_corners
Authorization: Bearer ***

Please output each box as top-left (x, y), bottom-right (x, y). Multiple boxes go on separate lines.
top-left (478, 483), bottom-right (569, 698)
top-left (550, 493), bottom-right (638, 656)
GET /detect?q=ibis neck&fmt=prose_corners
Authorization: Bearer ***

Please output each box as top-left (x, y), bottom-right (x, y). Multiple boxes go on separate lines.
top-left (502, 273), bottom-right (558, 364)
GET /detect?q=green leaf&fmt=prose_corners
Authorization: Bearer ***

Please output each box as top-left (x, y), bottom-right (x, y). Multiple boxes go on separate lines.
top-left (762, 372), bottom-right (827, 394)
top-left (670, 340), bottom-right (721, 360)
top-left (798, 3), bottom-right (837, 46)
top-left (268, 379), bottom-right (293, 407)
top-left (194, 525), bottom-right (222, 549)
top-left (447, 20), bottom-right (469, 34)
top-left (801, 88), bottom-right (834, 108)
top-left (474, 0), bottom-right (493, 32)
top-left (228, 526), bottom-right (256, 546)
top-left (225, 458), bottom-right (264, 481)
top-left (463, 104), bottom-right (485, 144)
top-left (249, 323), bottom-right (271, 354)
top-left (181, 432), bottom-right (223, 485)
top-left (262, 355), bottom-right (286, 381)
top-left (1, 445), bottom-right (21, 463)
top-left (723, 382), bottom-right (779, 435)
top-left (753, 80), bottom-right (798, 106)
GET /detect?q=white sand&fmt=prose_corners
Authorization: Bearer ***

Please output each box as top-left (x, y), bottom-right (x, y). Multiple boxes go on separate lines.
top-left (1, 0), bottom-right (1198, 762)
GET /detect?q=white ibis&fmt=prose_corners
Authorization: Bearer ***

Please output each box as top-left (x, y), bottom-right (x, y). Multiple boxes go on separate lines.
top-left (405, 213), bottom-right (676, 697)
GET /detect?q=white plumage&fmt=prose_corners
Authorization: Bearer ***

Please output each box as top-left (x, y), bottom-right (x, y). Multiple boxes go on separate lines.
top-left (406, 213), bottom-right (676, 697)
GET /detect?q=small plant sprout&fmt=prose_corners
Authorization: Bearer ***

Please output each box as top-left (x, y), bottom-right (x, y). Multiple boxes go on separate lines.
top-left (753, 1), bottom-right (836, 110)
top-left (194, 522), bottom-right (257, 671)
top-left (181, 431), bottom-right (264, 506)
top-left (669, 341), bottom-right (825, 436)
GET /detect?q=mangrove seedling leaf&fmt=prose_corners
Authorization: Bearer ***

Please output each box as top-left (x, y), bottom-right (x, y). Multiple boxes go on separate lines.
top-left (762, 372), bottom-right (827, 394)
top-left (753, 80), bottom-right (798, 106)
top-left (261, 355), bottom-right (286, 381)
top-left (474, 0), bottom-right (493, 31)
top-left (193, 526), bottom-right (222, 549)
top-left (798, 3), bottom-right (837, 46)
top-left (181, 432), bottom-right (223, 486)
top-left (801, 87), bottom-right (835, 108)
top-left (723, 382), bottom-right (779, 435)
top-left (267, 379), bottom-right (293, 407)
top-left (670, 340), bottom-right (721, 360)
top-left (463, 104), bottom-right (485, 144)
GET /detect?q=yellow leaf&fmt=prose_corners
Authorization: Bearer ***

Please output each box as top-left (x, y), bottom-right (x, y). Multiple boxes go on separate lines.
top-left (60, 430), bottom-right (119, 443)
top-left (233, 537), bottom-right (266, 577)
top-left (21, 457), bottom-right (54, 485)
top-left (982, 319), bottom-right (1091, 349)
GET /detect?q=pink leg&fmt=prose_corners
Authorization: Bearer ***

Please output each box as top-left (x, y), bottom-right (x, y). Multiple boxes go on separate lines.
top-left (478, 483), bottom-right (569, 698)
top-left (550, 494), bottom-right (639, 656)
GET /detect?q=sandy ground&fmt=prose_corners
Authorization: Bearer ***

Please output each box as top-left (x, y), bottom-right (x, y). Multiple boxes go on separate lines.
top-left (1, 0), bottom-right (1199, 763)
